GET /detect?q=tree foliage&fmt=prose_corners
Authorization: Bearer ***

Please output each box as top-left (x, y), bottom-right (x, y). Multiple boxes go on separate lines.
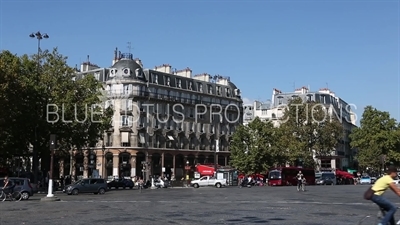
top-left (229, 117), bottom-right (279, 174)
top-left (0, 49), bottom-right (112, 165)
top-left (350, 106), bottom-right (399, 169)
top-left (278, 98), bottom-right (343, 168)
top-left (230, 97), bottom-right (344, 172)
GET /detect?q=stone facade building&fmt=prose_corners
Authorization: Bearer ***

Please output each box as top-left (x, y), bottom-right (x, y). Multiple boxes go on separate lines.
top-left (243, 87), bottom-right (357, 170)
top-left (56, 49), bottom-right (243, 180)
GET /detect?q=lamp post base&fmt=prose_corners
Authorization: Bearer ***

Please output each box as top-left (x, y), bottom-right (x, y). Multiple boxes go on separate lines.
top-left (40, 196), bottom-right (60, 202)
top-left (150, 178), bottom-right (157, 189)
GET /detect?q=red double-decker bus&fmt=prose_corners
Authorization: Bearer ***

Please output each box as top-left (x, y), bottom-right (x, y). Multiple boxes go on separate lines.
top-left (268, 167), bottom-right (315, 186)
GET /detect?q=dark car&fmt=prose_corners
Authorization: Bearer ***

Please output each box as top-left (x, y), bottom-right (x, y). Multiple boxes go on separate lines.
top-left (107, 178), bottom-right (134, 189)
top-left (0, 177), bottom-right (34, 200)
top-left (63, 178), bottom-right (107, 195)
top-left (316, 178), bottom-right (334, 185)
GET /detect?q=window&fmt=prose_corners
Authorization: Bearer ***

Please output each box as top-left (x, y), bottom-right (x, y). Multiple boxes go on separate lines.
top-left (216, 86), bottom-right (221, 95)
top-left (137, 116), bottom-right (145, 127)
top-left (188, 82), bottom-right (193, 90)
top-left (106, 133), bottom-right (112, 146)
top-left (123, 84), bottom-right (132, 95)
top-left (208, 85), bottom-right (213, 94)
top-left (94, 72), bottom-right (100, 80)
top-left (153, 74), bottom-right (158, 84)
top-left (226, 88), bottom-right (231, 97)
top-left (177, 79), bottom-right (182, 88)
top-left (198, 83), bottom-right (203, 93)
top-left (278, 97), bottom-right (283, 105)
top-left (262, 109), bottom-right (267, 115)
top-left (121, 116), bottom-right (132, 126)
top-left (320, 95), bottom-right (326, 104)
top-left (166, 77), bottom-right (170, 86)
top-left (189, 108), bottom-right (194, 118)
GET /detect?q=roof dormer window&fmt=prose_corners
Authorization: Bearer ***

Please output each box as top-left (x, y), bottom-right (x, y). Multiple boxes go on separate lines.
top-left (153, 74), bottom-right (158, 84)
top-left (188, 82), bottom-right (193, 90)
top-left (198, 83), bottom-right (203, 93)
top-left (216, 86), bottom-right (221, 95)
top-left (208, 85), bottom-right (213, 94)
top-left (166, 77), bottom-right (170, 86)
top-left (177, 79), bottom-right (182, 88)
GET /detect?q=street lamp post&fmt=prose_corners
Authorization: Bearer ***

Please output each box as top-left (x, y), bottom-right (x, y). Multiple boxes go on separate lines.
top-left (29, 31), bottom-right (49, 185)
top-left (41, 134), bottom-right (60, 201)
top-left (185, 160), bottom-right (190, 187)
top-left (215, 140), bottom-right (219, 175)
top-left (102, 143), bottom-right (106, 179)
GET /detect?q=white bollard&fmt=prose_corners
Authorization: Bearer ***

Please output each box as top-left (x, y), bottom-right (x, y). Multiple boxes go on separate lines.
top-left (46, 179), bottom-right (54, 198)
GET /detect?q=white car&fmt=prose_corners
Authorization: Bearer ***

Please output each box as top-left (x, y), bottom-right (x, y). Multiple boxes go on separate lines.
top-left (191, 176), bottom-right (227, 188)
top-left (360, 176), bottom-right (371, 184)
top-left (393, 179), bottom-right (400, 184)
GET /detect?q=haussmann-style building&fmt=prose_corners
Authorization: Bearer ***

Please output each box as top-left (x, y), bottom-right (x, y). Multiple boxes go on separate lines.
top-left (53, 49), bottom-right (243, 181)
top-left (243, 86), bottom-right (357, 171)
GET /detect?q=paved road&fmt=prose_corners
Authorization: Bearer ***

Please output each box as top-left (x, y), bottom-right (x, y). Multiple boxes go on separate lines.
top-left (0, 185), bottom-right (394, 225)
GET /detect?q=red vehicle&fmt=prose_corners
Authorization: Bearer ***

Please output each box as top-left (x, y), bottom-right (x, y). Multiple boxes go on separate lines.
top-left (196, 164), bottom-right (216, 176)
top-left (268, 167), bottom-right (315, 186)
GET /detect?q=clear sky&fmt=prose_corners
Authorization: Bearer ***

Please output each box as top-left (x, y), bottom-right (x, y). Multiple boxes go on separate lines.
top-left (1, 0), bottom-right (399, 124)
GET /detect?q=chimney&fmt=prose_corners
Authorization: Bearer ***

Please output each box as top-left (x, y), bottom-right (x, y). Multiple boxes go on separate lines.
top-left (118, 51), bottom-right (122, 59)
top-left (272, 88), bottom-right (282, 95)
top-left (175, 67), bottom-right (192, 78)
top-left (154, 64), bottom-right (171, 74)
top-left (216, 75), bottom-right (230, 85)
top-left (193, 73), bottom-right (210, 82)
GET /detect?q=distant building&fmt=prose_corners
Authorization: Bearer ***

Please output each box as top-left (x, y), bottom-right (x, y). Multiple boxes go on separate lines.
top-left (54, 48), bottom-right (243, 181)
top-left (243, 87), bottom-right (357, 171)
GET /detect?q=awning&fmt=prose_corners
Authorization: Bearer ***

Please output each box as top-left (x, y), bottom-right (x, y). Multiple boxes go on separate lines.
top-left (167, 135), bottom-right (174, 141)
top-left (336, 169), bottom-right (354, 178)
top-left (196, 165), bottom-right (215, 176)
top-left (121, 132), bottom-right (129, 143)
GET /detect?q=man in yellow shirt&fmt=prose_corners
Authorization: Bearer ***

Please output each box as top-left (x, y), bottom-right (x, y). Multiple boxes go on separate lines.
top-left (371, 166), bottom-right (400, 225)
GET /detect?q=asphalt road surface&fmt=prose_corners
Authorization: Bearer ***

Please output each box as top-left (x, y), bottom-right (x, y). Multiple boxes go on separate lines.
top-left (0, 184), bottom-right (395, 225)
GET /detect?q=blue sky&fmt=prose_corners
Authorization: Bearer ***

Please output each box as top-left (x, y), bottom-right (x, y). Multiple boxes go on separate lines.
top-left (1, 0), bottom-right (399, 124)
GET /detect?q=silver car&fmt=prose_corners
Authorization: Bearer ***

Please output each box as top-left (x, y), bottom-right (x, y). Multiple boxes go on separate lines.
top-left (63, 178), bottom-right (107, 195)
top-left (0, 177), bottom-right (34, 200)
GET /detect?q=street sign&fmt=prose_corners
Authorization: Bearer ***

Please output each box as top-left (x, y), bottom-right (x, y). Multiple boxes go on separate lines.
top-left (216, 140), bottom-right (219, 152)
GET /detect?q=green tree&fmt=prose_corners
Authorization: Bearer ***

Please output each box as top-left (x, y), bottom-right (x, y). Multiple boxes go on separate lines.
top-left (350, 106), bottom-right (399, 170)
top-left (0, 49), bottom-right (113, 171)
top-left (0, 51), bottom-right (36, 160)
top-left (277, 97), bottom-right (343, 168)
top-left (229, 117), bottom-right (279, 174)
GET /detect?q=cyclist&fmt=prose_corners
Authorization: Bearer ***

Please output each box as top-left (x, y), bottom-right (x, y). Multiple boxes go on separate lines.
top-left (2, 176), bottom-right (14, 195)
top-left (371, 166), bottom-right (400, 225)
top-left (296, 171), bottom-right (304, 190)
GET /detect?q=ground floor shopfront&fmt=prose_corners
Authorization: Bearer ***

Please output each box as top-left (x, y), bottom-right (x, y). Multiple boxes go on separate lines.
top-left (52, 148), bottom-right (230, 181)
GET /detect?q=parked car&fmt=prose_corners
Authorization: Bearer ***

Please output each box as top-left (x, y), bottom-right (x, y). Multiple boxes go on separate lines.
top-left (360, 176), bottom-right (372, 185)
top-left (316, 178), bottom-right (334, 185)
top-left (191, 176), bottom-right (227, 188)
top-left (0, 177), bottom-right (34, 200)
top-left (63, 178), bottom-right (107, 195)
top-left (107, 178), bottom-right (134, 189)
top-left (370, 177), bottom-right (377, 184)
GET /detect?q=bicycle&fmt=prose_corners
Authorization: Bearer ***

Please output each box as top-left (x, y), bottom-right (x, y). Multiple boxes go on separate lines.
top-left (0, 189), bottom-right (23, 202)
top-left (358, 207), bottom-right (400, 225)
top-left (297, 179), bottom-right (306, 192)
